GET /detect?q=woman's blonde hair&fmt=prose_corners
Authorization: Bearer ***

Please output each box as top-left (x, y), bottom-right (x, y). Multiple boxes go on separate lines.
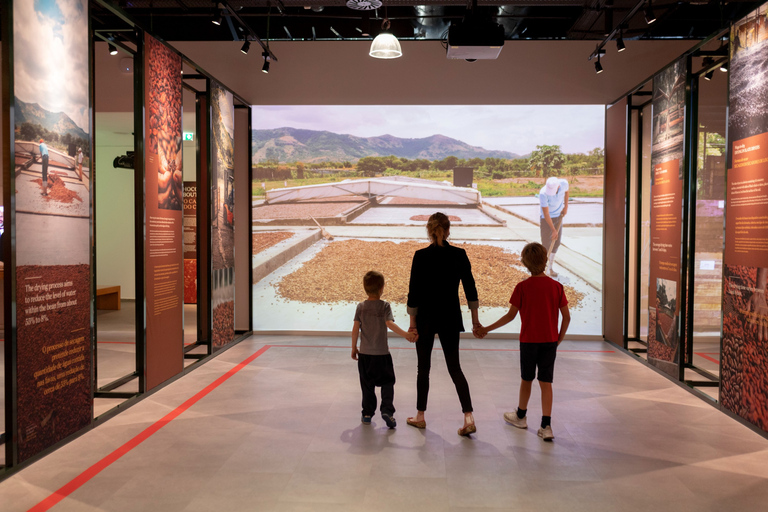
top-left (426, 212), bottom-right (451, 246)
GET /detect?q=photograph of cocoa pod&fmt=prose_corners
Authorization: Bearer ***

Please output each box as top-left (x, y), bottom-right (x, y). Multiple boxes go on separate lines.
top-left (147, 35), bottom-right (183, 211)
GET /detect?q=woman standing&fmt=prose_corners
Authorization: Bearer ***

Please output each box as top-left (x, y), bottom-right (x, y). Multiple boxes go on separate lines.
top-left (406, 212), bottom-right (480, 436)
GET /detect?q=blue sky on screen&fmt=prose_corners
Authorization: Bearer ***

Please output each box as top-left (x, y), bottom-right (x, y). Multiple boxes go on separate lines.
top-left (251, 105), bottom-right (605, 155)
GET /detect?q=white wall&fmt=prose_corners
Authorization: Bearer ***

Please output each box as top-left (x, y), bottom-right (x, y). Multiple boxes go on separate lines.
top-left (95, 112), bottom-right (135, 299)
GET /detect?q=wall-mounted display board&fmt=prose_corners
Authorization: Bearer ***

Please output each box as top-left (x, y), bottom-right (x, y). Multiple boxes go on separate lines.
top-left (6, 0), bottom-right (93, 463)
top-left (143, 33), bottom-right (183, 390)
top-left (721, 3), bottom-right (768, 433)
top-left (210, 82), bottom-right (235, 349)
top-left (647, 59), bottom-right (686, 378)
top-left (183, 182), bottom-right (197, 304)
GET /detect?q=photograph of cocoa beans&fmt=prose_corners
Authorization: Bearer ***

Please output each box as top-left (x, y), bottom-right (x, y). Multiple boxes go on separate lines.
top-left (212, 301), bottom-right (235, 348)
top-left (15, 264), bottom-right (91, 462)
top-left (276, 239), bottom-right (585, 309)
top-left (147, 35), bottom-right (183, 211)
top-left (721, 264), bottom-right (768, 431)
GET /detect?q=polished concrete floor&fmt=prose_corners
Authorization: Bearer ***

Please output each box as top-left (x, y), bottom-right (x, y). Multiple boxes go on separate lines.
top-left (2, 335), bottom-right (767, 511)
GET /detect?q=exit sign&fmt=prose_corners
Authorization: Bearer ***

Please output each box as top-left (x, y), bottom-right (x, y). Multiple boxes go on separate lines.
top-left (183, 132), bottom-right (194, 141)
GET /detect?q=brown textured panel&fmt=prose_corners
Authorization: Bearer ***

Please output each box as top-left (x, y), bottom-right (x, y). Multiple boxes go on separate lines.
top-left (603, 97), bottom-right (627, 346)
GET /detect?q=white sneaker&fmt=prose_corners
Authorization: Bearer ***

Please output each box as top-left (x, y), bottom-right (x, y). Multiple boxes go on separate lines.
top-left (503, 412), bottom-right (528, 429)
top-left (537, 425), bottom-right (554, 441)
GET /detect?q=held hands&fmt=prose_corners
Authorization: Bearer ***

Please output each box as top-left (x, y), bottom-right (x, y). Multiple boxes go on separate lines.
top-left (473, 323), bottom-right (487, 339)
top-left (407, 327), bottom-right (419, 343)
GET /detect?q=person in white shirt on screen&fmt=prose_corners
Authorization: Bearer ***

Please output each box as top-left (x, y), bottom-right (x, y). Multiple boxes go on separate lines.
top-left (539, 176), bottom-right (569, 277)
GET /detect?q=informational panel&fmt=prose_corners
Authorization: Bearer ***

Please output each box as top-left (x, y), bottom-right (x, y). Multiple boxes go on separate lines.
top-left (144, 34), bottom-right (183, 389)
top-left (647, 59), bottom-right (686, 378)
top-left (183, 182), bottom-right (197, 304)
top-left (210, 82), bottom-right (235, 349)
top-left (11, 0), bottom-right (92, 462)
top-left (721, 4), bottom-right (768, 433)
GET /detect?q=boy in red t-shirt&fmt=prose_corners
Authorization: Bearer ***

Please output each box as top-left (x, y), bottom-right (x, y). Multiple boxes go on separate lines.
top-left (475, 242), bottom-right (570, 441)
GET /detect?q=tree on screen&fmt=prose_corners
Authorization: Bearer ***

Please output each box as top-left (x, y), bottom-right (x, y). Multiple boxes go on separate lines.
top-left (529, 145), bottom-right (565, 178)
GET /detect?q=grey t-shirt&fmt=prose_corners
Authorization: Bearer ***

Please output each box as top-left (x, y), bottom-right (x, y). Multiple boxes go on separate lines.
top-left (354, 300), bottom-right (394, 355)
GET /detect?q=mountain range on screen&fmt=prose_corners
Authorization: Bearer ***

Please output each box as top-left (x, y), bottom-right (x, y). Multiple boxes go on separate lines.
top-left (15, 98), bottom-right (88, 140)
top-left (252, 127), bottom-right (520, 163)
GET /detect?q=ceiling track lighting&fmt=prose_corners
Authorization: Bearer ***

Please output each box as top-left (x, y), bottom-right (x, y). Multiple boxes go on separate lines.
top-left (644, 0), bottom-right (656, 25)
top-left (720, 61), bottom-right (729, 72)
top-left (108, 43), bottom-right (118, 56)
top-left (240, 39), bottom-right (250, 54)
top-left (595, 54), bottom-right (603, 74)
top-left (702, 57), bottom-right (714, 80)
top-left (369, 18), bottom-right (402, 59)
top-left (616, 30), bottom-right (625, 52)
top-left (212, 11), bottom-right (223, 26)
top-left (262, 52), bottom-right (270, 74)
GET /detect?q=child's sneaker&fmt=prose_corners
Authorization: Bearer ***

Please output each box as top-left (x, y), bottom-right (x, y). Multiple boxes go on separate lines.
top-left (361, 415), bottom-right (372, 425)
top-left (503, 412), bottom-right (528, 429)
top-left (381, 413), bottom-right (397, 429)
top-left (537, 425), bottom-right (554, 441)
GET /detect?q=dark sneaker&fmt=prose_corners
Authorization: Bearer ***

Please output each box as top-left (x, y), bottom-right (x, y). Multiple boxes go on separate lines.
top-left (361, 415), bottom-right (372, 425)
top-left (381, 413), bottom-right (396, 428)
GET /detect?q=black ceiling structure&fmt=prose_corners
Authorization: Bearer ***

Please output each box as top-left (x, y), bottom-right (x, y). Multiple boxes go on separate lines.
top-left (93, 1), bottom-right (759, 47)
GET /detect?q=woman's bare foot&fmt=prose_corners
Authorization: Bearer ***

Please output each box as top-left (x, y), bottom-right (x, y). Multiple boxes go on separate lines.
top-left (406, 411), bottom-right (426, 429)
top-left (458, 412), bottom-right (476, 436)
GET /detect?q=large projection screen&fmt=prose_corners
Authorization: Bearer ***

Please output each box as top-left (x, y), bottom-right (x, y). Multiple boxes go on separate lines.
top-left (250, 105), bottom-right (605, 336)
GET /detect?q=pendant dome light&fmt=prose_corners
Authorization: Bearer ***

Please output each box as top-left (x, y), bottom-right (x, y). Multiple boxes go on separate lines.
top-left (369, 18), bottom-right (401, 59)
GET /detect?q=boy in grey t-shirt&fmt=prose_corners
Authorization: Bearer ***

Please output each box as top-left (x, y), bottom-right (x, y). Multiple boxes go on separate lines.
top-left (352, 271), bottom-right (417, 428)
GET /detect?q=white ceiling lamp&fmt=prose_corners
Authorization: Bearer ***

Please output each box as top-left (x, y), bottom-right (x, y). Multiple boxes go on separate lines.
top-left (370, 18), bottom-right (401, 59)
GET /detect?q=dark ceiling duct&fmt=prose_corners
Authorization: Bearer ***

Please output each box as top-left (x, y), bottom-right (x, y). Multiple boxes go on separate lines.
top-left (497, 6), bottom-right (527, 39)
top-left (412, 5), bottom-right (449, 40)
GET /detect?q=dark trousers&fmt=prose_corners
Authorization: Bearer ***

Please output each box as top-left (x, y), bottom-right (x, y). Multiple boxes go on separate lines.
top-left (358, 353), bottom-right (396, 417)
top-left (41, 154), bottom-right (49, 184)
top-left (415, 328), bottom-right (473, 413)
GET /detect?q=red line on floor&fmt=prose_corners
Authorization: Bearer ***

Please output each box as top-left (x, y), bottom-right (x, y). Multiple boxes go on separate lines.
top-left (96, 341), bottom-right (135, 345)
top-left (694, 352), bottom-right (720, 365)
top-left (28, 345), bottom-right (272, 512)
top-left (267, 344), bottom-right (614, 353)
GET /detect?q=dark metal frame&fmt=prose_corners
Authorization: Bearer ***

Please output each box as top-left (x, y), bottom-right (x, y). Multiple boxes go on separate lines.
top-left (1, 0), bottom-right (255, 478)
top-left (618, 31), bottom-right (731, 394)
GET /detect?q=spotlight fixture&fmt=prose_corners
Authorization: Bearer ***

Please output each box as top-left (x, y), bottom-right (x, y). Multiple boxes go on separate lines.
top-left (702, 57), bottom-right (714, 80)
top-left (240, 39), bottom-right (250, 54)
top-left (212, 10), bottom-right (222, 26)
top-left (262, 52), bottom-right (270, 73)
top-left (616, 31), bottom-right (625, 53)
top-left (369, 18), bottom-right (402, 59)
top-left (108, 43), bottom-right (118, 56)
top-left (704, 69), bottom-right (714, 81)
top-left (595, 54), bottom-right (603, 74)
top-left (644, 0), bottom-right (656, 25)
top-left (720, 61), bottom-right (729, 72)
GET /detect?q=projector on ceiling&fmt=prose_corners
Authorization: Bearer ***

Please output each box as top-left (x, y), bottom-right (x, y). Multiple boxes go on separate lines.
top-left (446, 19), bottom-right (504, 61)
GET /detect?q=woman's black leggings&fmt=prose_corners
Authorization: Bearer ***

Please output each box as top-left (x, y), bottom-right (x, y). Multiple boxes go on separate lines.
top-left (415, 328), bottom-right (473, 413)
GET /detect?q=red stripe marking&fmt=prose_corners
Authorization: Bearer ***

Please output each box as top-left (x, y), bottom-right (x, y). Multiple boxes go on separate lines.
top-left (694, 352), bottom-right (720, 365)
top-left (268, 344), bottom-right (614, 353)
top-left (28, 345), bottom-right (271, 512)
top-left (27, 341), bottom-right (612, 511)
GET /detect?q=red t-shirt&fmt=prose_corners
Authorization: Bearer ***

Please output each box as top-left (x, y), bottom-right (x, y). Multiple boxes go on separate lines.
top-left (509, 276), bottom-right (568, 343)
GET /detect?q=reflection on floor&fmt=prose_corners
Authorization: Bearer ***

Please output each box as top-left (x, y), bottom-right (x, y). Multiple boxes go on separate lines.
top-left (94, 301), bottom-right (201, 417)
top-left (2, 335), bottom-right (766, 511)
top-left (628, 337), bottom-right (721, 402)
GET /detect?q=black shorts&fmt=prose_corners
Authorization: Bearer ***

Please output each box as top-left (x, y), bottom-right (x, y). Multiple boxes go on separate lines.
top-left (520, 342), bottom-right (558, 383)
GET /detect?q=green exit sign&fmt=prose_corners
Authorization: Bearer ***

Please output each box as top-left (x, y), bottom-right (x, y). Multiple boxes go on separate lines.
top-left (183, 132), bottom-right (194, 141)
